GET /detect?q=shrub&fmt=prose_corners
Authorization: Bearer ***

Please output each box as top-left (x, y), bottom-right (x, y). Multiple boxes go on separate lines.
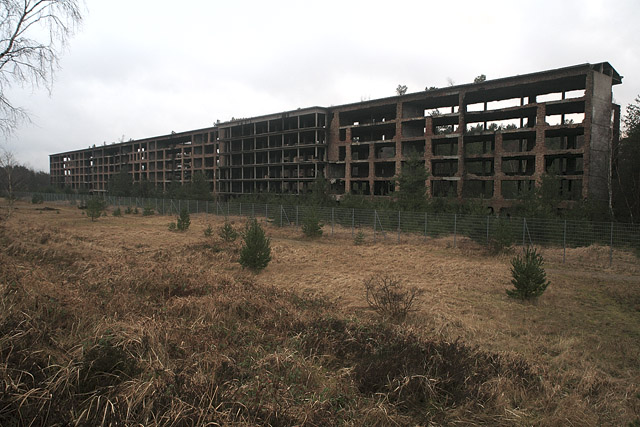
top-left (86, 197), bottom-right (107, 221)
top-left (31, 194), bottom-right (43, 204)
top-left (168, 222), bottom-right (177, 231)
top-left (203, 224), bottom-right (213, 237)
top-left (302, 209), bottom-right (323, 238)
top-left (142, 205), bottom-right (154, 216)
top-left (354, 230), bottom-right (365, 245)
top-left (219, 220), bottom-right (238, 242)
top-left (112, 207), bottom-right (122, 217)
top-left (176, 208), bottom-right (190, 231)
top-left (364, 275), bottom-right (422, 321)
top-left (124, 206), bottom-right (133, 215)
top-left (239, 218), bottom-right (271, 272)
top-left (507, 247), bottom-right (550, 300)
top-left (133, 207), bottom-right (139, 215)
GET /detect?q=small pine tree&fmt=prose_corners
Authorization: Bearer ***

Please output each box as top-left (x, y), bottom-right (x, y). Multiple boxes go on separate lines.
top-left (112, 207), bottom-right (122, 217)
top-left (142, 204), bottom-right (154, 216)
top-left (176, 208), bottom-right (190, 231)
top-left (86, 197), bottom-right (106, 221)
top-left (203, 224), bottom-right (213, 237)
top-left (353, 230), bottom-right (365, 245)
top-left (302, 209), bottom-right (323, 238)
top-left (239, 219), bottom-right (271, 272)
top-left (168, 222), bottom-right (177, 231)
top-left (507, 247), bottom-right (550, 300)
top-left (219, 220), bottom-right (238, 242)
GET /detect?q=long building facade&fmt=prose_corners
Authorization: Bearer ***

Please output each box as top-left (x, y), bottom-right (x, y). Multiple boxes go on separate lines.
top-left (50, 62), bottom-right (622, 211)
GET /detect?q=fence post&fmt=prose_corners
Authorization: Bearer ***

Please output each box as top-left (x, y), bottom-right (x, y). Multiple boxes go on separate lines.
top-left (610, 222), bottom-right (614, 268)
top-left (373, 210), bottom-right (377, 242)
top-left (453, 214), bottom-right (457, 248)
top-left (486, 216), bottom-right (490, 246)
top-left (331, 207), bottom-right (334, 236)
top-left (522, 218), bottom-right (526, 249)
top-left (563, 220), bottom-right (567, 263)
top-left (280, 205), bottom-right (283, 227)
top-left (352, 208), bottom-right (355, 238)
top-left (424, 212), bottom-right (428, 240)
top-left (296, 206), bottom-right (299, 228)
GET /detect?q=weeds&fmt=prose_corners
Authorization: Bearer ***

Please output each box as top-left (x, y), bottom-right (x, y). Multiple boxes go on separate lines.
top-left (112, 207), bottom-right (122, 217)
top-left (364, 275), bottom-right (422, 321)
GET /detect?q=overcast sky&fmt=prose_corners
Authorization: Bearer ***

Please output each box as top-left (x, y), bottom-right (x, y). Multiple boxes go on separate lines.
top-left (4, 0), bottom-right (640, 171)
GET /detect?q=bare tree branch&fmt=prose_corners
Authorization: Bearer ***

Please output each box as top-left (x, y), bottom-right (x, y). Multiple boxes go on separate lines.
top-left (0, 0), bottom-right (82, 134)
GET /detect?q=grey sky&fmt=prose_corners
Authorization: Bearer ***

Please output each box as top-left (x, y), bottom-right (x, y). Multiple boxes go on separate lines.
top-left (4, 0), bottom-right (640, 172)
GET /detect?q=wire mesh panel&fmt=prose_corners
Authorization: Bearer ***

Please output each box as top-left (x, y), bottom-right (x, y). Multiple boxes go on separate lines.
top-left (21, 192), bottom-right (640, 268)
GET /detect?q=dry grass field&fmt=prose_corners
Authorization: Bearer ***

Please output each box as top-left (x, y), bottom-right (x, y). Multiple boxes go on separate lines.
top-left (1, 199), bottom-right (639, 425)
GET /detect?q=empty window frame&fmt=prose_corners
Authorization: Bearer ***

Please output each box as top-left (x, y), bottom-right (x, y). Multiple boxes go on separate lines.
top-left (462, 180), bottom-right (494, 198)
top-left (431, 180), bottom-right (457, 197)
top-left (502, 157), bottom-right (535, 176)
top-left (465, 159), bottom-right (494, 176)
top-left (431, 159), bottom-right (458, 177)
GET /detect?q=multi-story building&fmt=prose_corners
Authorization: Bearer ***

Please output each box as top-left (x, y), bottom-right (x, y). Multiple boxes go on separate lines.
top-left (50, 62), bottom-right (621, 211)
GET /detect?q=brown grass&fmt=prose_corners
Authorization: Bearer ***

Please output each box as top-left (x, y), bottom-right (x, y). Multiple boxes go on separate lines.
top-left (1, 199), bottom-right (639, 425)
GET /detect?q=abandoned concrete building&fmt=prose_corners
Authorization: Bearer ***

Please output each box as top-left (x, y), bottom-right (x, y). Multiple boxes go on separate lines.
top-left (50, 62), bottom-right (621, 211)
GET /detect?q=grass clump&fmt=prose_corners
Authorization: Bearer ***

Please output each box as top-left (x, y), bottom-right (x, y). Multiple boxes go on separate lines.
top-left (124, 206), bottom-right (133, 215)
top-left (31, 194), bottom-right (43, 204)
top-left (239, 218), bottom-right (271, 272)
top-left (112, 207), bottom-right (122, 217)
top-left (507, 247), bottom-right (550, 300)
top-left (168, 221), bottom-right (177, 231)
top-left (364, 274), bottom-right (422, 322)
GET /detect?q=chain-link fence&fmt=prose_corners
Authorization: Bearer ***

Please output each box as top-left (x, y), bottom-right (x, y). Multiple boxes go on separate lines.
top-left (17, 192), bottom-right (640, 268)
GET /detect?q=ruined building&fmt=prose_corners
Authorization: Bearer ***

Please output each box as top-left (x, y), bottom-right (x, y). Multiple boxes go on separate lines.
top-left (50, 62), bottom-right (621, 211)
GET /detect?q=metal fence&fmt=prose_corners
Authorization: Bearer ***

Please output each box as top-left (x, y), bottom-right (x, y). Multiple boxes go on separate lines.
top-left (18, 192), bottom-right (640, 268)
